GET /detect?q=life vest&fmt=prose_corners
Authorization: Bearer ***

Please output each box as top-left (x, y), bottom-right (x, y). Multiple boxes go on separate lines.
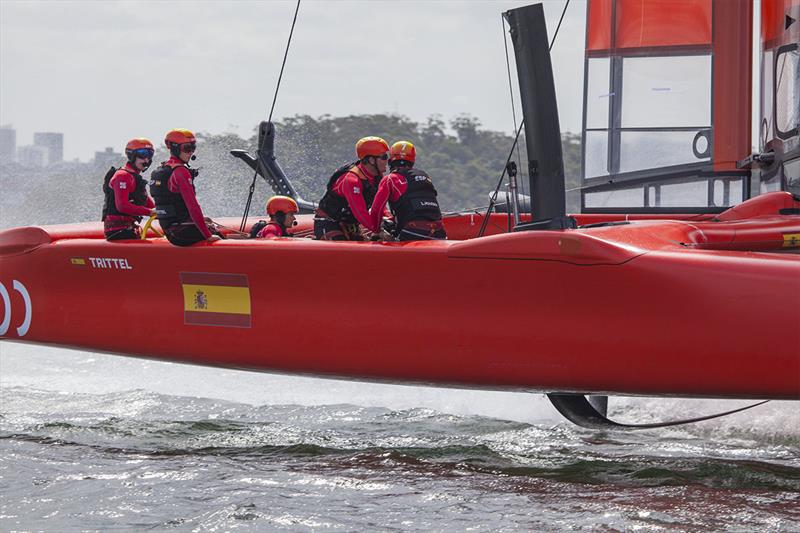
top-left (101, 166), bottom-right (149, 221)
top-left (249, 220), bottom-right (268, 238)
top-left (149, 162), bottom-right (198, 230)
top-left (264, 221), bottom-right (288, 237)
top-left (388, 168), bottom-right (442, 230)
top-left (250, 219), bottom-right (291, 238)
top-left (317, 161), bottom-right (378, 224)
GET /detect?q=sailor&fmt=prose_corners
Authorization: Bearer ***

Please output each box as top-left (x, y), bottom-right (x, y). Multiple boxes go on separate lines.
top-left (256, 196), bottom-right (299, 238)
top-left (369, 141), bottom-right (446, 241)
top-left (101, 138), bottom-right (157, 241)
top-left (149, 129), bottom-right (221, 246)
top-left (313, 136), bottom-right (388, 240)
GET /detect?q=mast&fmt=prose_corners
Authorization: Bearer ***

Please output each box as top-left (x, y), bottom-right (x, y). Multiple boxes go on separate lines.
top-left (504, 4), bottom-right (572, 229)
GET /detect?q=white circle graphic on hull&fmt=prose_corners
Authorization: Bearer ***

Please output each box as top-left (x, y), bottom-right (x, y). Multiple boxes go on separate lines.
top-left (0, 283), bottom-right (10, 336)
top-left (0, 280), bottom-right (31, 337)
top-left (13, 280), bottom-right (31, 337)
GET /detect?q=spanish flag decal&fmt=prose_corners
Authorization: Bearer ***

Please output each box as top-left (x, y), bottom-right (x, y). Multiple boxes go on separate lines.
top-left (70, 257), bottom-right (87, 266)
top-left (180, 272), bottom-right (251, 328)
top-left (782, 233), bottom-right (800, 248)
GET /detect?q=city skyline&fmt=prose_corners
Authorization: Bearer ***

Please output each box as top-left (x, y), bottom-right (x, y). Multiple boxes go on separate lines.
top-left (0, 125), bottom-right (132, 168)
top-left (0, 125), bottom-right (64, 167)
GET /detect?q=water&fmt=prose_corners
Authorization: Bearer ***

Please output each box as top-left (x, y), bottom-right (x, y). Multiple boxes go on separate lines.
top-left (2, 342), bottom-right (798, 531)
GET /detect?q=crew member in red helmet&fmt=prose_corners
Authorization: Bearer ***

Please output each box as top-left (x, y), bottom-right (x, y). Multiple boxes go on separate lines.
top-left (313, 136), bottom-right (388, 240)
top-left (101, 138), bottom-right (157, 241)
top-left (256, 195), bottom-right (299, 238)
top-left (369, 141), bottom-right (446, 241)
top-left (149, 129), bottom-right (220, 246)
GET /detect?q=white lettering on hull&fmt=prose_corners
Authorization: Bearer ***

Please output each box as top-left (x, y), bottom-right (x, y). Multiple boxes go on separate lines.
top-left (88, 257), bottom-right (133, 270)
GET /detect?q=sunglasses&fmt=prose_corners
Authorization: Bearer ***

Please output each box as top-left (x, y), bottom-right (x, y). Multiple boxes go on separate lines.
top-left (181, 143), bottom-right (197, 153)
top-left (133, 148), bottom-right (154, 159)
top-left (376, 153), bottom-right (389, 160)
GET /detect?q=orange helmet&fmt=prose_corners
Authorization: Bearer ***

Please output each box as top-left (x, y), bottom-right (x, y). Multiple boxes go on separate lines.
top-left (125, 138), bottom-right (154, 153)
top-left (125, 138), bottom-right (154, 168)
top-left (266, 195), bottom-right (299, 216)
top-left (165, 128), bottom-right (196, 147)
top-left (389, 141), bottom-right (416, 164)
top-left (355, 136), bottom-right (389, 160)
top-left (165, 129), bottom-right (197, 158)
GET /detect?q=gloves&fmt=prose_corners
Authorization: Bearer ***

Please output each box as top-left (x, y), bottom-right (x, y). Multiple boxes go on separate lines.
top-left (367, 229), bottom-right (395, 242)
top-left (381, 217), bottom-right (397, 235)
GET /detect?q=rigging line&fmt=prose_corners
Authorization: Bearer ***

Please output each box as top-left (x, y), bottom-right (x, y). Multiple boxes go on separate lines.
top-left (240, 0), bottom-right (302, 232)
top-left (479, 0), bottom-right (571, 237)
top-left (268, 0), bottom-right (302, 123)
top-left (501, 15), bottom-right (522, 169)
top-left (565, 182), bottom-right (604, 193)
top-left (239, 164), bottom-right (260, 232)
top-left (501, 13), bottom-right (526, 221)
top-left (549, 0), bottom-right (570, 52)
top-left (477, 120), bottom-right (526, 237)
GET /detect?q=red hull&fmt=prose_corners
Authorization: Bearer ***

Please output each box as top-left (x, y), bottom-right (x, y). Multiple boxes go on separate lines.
top-left (1, 193), bottom-right (799, 399)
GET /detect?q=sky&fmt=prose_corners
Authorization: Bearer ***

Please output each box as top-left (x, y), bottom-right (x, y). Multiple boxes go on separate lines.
top-left (0, 0), bottom-right (587, 162)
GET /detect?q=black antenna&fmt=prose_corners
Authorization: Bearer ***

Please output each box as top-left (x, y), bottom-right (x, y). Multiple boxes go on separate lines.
top-left (268, 0), bottom-right (301, 124)
top-left (240, 0), bottom-right (302, 232)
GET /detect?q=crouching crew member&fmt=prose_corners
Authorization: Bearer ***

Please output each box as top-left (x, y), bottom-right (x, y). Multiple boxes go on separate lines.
top-left (149, 129), bottom-right (220, 246)
top-left (256, 196), bottom-right (299, 238)
top-left (369, 141), bottom-right (446, 241)
top-left (102, 138), bottom-right (157, 241)
top-left (314, 136), bottom-right (388, 240)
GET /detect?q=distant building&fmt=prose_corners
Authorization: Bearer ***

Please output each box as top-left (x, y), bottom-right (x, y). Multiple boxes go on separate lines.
top-left (0, 126), bottom-right (15, 163)
top-left (94, 147), bottom-right (122, 168)
top-left (33, 132), bottom-right (64, 164)
top-left (17, 145), bottom-right (50, 167)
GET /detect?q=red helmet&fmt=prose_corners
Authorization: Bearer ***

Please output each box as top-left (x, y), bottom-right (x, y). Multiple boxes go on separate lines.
top-left (389, 141), bottom-right (416, 164)
top-left (355, 136), bottom-right (389, 159)
top-left (266, 195), bottom-right (299, 216)
top-left (125, 138), bottom-right (154, 167)
top-left (125, 138), bottom-right (154, 153)
top-left (165, 129), bottom-right (197, 158)
top-left (165, 128), bottom-right (196, 147)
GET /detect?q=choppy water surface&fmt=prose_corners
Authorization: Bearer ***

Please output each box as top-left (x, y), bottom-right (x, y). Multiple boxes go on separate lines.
top-left (1, 343), bottom-right (798, 531)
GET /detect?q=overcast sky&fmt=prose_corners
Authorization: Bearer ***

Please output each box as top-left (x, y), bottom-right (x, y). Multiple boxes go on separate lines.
top-left (0, 0), bottom-right (586, 161)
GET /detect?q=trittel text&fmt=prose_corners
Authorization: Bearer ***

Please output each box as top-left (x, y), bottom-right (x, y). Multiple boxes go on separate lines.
top-left (89, 257), bottom-right (133, 270)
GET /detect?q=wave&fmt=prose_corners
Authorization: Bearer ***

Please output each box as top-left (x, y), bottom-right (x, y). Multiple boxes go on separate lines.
top-left (2, 386), bottom-right (799, 493)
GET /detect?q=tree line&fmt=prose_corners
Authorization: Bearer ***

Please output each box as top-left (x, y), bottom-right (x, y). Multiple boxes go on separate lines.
top-left (0, 113), bottom-right (582, 228)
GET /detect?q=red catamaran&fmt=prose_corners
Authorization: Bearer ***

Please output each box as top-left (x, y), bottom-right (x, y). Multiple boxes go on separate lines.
top-left (1, 0), bottom-right (798, 428)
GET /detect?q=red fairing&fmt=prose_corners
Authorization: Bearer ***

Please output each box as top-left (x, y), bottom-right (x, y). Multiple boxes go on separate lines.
top-left (586, 0), bottom-right (612, 51)
top-left (587, 0), bottom-right (712, 51)
top-left (167, 157), bottom-right (212, 239)
top-left (716, 191), bottom-right (800, 221)
top-left (762, 0), bottom-right (799, 47)
top-left (333, 164), bottom-right (380, 232)
top-left (615, 0), bottom-right (712, 48)
top-left (369, 172), bottom-right (407, 231)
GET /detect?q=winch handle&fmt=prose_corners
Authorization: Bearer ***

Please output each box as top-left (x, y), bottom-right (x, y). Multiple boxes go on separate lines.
top-left (140, 214), bottom-right (163, 240)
